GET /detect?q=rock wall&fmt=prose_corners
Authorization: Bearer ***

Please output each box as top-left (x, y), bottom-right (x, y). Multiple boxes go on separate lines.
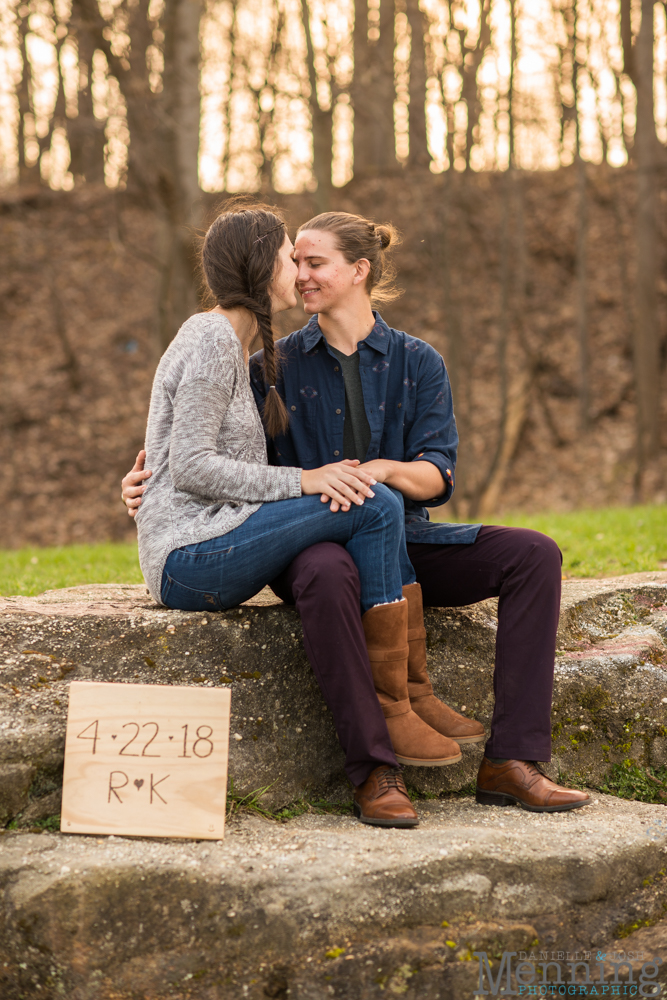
top-left (1, 572), bottom-right (666, 822)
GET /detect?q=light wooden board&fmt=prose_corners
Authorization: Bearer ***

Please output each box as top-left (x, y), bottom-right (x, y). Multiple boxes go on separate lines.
top-left (61, 681), bottom-right (231, 840)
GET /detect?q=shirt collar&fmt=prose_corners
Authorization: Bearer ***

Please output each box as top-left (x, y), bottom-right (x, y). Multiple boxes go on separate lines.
top-left (300, 312), bottom-right (390, 356)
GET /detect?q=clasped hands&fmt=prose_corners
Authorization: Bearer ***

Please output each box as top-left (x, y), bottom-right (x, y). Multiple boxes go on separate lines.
top-left (120, 451), bottom-right (390, 517)
top-left (301, 459), bottom-right (389, 512)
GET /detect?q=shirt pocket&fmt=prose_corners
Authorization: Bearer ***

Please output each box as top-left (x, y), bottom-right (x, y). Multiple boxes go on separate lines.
top-left (290, 388), bottom-right (321, 463)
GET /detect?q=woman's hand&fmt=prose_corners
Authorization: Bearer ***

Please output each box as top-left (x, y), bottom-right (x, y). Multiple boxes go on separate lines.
top-left (301, 460), bottom-right (377, 512)
top-left (121, 450), bottom-right (152, 518)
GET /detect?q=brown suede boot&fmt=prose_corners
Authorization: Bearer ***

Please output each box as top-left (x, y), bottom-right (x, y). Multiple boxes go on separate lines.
top-left (361, 600), bottom-right (462, 767)
top-left (403, 582), bottom-right (485, 745)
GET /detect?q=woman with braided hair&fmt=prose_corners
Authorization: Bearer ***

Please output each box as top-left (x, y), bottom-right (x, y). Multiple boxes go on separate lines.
top-left (133, 202), bottom-right (461, 827)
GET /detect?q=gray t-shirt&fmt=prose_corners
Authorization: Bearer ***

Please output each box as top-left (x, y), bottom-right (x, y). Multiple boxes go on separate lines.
top-left (329, 346), bottom-right (372, 462)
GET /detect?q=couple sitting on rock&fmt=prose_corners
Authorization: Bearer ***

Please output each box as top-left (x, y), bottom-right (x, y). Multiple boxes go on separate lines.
top-left (122, 202), bottom-right (590, 827)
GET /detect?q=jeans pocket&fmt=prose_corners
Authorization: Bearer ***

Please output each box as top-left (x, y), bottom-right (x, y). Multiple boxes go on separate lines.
top-left (161, 575), bottom-right (223, 612)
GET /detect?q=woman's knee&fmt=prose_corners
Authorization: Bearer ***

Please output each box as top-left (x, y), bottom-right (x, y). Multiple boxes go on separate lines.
top-left (367, 482), bottom-right (404, 524)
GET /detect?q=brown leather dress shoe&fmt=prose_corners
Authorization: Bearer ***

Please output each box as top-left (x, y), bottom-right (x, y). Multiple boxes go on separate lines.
top-left (476, 758), bottom-right (591, 812)
top-left (353, 765), bottom-right (419, 828)
top-left (402, 584), bottom-right (485, 745)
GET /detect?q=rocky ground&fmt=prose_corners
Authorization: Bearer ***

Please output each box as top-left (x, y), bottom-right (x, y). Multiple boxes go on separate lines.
top-left (3, 795), bottom-right (667, 998)
top-left (2, 572), bottom-right (667, 997)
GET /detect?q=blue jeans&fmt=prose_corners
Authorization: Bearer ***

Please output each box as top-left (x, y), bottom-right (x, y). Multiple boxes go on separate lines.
top-left (161, 485), bottom-right (416, 614)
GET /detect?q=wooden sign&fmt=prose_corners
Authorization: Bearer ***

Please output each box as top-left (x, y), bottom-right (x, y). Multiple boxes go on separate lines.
top-left (61, 681), bottom-right (231, 840)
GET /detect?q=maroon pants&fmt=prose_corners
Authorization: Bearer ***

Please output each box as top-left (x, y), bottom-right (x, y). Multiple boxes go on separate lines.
top-left (269, 526), bottom-right (562, 786)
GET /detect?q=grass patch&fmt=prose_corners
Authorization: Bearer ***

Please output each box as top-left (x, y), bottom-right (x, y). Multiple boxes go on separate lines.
top-left (0, 542), bottom-right (143, 597)
top-left (437, 504), bottom-right (667, 578)
top-left (6, 814), bottom-right (61, 832)
top-left (271, 799), bottom-right (352, 821)
top-left (598, 760), bottom-right (667, 803)
top-left (225, 779), bottom-right (352, 822)
top-left (2, 505), bottom-right (666, 596)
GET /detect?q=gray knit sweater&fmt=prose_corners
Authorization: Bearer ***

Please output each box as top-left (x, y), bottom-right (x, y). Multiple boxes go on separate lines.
top-left (136, 312), bottom-right (302, 603)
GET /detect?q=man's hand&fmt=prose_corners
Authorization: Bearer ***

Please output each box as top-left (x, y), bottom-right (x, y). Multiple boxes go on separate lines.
top-left (121, 450), bottom-right (152, 518)
top-left (357, 458), bottom-right (446, 502)
top-left (301, 460), bottom-right (377, 512)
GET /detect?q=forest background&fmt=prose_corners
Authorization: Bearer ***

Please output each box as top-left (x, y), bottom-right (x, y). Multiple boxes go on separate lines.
top-left (0, 0), bottom-right (666, 551)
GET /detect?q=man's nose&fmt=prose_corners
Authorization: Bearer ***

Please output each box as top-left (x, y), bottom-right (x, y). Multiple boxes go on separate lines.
top-left (296, 261), bottom-right (310, 282)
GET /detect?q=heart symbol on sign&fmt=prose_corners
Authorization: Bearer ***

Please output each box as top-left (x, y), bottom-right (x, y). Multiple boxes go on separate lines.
top-left (168, 735), bottom-right (173, 740)
top-left (111, 735), bottom-right (117, 740)
top-left (134, 779), bottom-right (144, 790)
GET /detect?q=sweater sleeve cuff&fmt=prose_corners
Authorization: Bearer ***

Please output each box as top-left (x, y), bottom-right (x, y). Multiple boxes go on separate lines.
top-left (285, 465), bottom-right (303, 498)
top-left (267, 463), bottom-right (302, 500)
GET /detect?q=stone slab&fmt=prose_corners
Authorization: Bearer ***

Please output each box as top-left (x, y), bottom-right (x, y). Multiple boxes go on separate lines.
top-left (2, 792), bottom-right (667, 998)
top-left (1, 574), bottom-right (666, 820)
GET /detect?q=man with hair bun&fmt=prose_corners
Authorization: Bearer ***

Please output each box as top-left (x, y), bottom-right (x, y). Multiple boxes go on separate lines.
top-left (123, 210), bottom-right (590, 816)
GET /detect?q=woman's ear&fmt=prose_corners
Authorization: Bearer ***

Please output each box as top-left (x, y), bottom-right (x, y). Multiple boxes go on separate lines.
top-left (352, 258), bottom-right (371, 286)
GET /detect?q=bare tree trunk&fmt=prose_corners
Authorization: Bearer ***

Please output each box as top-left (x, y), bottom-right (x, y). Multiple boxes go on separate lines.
top-left (17, 14), bottom-right (44, 185)
top-left (156, 0), bottom-right (204, 347)
top-left (621, 0), bottom-right (662, 489)
top-left (452, 0), bottom-right (492, 170)
top-left (163, 0), bottom-right (202, 221)
top-left (477, 366), bottom-right (532, 519)
top-left (406, 0), bottom-right (429, 169)
top-left (573, 0), bottom-right (589, 430)
top-left (441, 173), bottom-right (461, 399)
top-left (301, 0), bottom-right (333, 209)
top-left (633, 0), bottom-right (661, 477)
top-left (576, 155), bottom-right (589, 429)
top-left (352, 0), bottom-right (397, 176)
top-left (477, 168), bottom-right (535, 518)
top-left (73, 0), bottom-right (203, 348)
top-left (439, 171), bottom-right (467, 516)
top-left (67, 19), bottom-right (106, 184)
top-left (473, 0), bottom-right (520, 518)
top-left (50, 270), bottom-right (82, 392)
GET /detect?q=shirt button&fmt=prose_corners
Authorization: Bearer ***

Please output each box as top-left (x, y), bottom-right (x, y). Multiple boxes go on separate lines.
top-left (336, 408), bottom-right (341, 415)
top-left (334, 450), bottom-right (340, 457)
top-left (291, 405), bottom-right (296, 411)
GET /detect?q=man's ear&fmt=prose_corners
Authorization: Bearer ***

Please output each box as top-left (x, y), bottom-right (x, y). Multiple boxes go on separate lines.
top-left (352, 258), bottom-right (371, 285)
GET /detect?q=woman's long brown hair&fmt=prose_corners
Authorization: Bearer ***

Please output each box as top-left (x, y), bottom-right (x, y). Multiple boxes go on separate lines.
top-left (201, 203), bottom-right (289, 438)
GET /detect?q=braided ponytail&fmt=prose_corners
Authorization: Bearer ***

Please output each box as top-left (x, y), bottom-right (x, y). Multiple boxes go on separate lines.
top-left (252, 299), bottom-right (289, 439)
top-left (201, 201), bottom-right (290, 437)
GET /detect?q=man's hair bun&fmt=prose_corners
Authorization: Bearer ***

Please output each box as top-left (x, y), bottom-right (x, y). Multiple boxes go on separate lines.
top-left (375, 223), bottom-right (399, 251)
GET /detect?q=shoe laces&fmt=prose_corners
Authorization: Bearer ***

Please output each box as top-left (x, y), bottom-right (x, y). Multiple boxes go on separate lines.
top-left (376, 767), bottom-right (408, 796)
top-left (525, 761), bottom-right (549, 780)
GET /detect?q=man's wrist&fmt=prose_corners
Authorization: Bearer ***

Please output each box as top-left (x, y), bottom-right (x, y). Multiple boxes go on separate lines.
top-left (361, 459), bottom-right (393, 483)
